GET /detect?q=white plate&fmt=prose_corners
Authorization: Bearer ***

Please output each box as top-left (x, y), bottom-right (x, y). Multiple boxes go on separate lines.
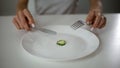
top-left (21, 25), bottom-right (99, 61)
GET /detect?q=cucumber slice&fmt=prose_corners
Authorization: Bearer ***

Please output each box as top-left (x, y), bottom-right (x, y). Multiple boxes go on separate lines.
top-left (57, 40), bottom-right (66, 46)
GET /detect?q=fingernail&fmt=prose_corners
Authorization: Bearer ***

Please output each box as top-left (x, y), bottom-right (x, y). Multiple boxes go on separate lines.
top-left (86, 22), bottom-right (89, 25)
top-left (31, 24), bottom-right (35, 28)
top-left (90, 27), bottom-right (94, 31)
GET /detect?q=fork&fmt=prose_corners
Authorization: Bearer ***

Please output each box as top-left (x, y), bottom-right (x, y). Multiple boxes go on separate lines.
top-left (71, 20), bottom-right (94, 31)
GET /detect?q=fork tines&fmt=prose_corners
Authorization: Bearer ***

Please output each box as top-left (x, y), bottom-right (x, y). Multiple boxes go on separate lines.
top-left (71, 20), bottom-right (84, 30)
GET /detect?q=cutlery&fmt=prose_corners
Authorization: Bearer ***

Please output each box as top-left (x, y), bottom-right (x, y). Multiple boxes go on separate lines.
top-left (31, 23), bottom-right (57, 35)
top-left (71, 20), bottom-right (94, 31)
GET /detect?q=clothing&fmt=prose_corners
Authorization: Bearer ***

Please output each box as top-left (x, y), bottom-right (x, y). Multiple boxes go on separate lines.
top-left (35, 0), bottom-right (79, 15)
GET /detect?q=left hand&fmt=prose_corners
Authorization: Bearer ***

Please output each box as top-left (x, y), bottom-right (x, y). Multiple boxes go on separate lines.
top-left (86, 8), bottom-right (106, 29)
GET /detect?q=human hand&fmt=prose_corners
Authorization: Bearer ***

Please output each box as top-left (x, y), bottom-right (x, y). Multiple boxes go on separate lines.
top-left (86, 8), bottom-right (106, 29)
top-left (12, 9), bottom-right (35, 31)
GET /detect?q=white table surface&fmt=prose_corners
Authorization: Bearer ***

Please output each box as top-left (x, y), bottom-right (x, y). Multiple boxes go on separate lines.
top-left (0, 14), bottom-right (120, 68)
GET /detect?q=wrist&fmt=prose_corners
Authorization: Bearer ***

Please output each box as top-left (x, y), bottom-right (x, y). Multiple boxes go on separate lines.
top-left (90, 0), bottom-right (102, 11)
top-left (17, 6), bottom-right (27, 12)
top-left (16, 0), bottom-right (28, 12)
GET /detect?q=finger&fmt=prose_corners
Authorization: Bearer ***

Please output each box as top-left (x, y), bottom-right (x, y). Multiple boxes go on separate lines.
top-left (97, 16), bottom-right (104, 28)
top-left (23, 9), bottom-right (35, 25)
top-left (18, 11), bottom-right (30, 31)
top-left (99, 17), bottom-right (106, 28)
top-left (92, 15), bottom-right (102, 28)
top-left (12, 17), bottom-right (21, 29)
top-left (15, 16), bottom-right (23, 29)
top-left (86, 11), bottom-right (95, 25)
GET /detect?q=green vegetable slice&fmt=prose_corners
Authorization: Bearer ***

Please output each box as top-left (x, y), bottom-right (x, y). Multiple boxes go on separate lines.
top-left (57, 40), bottom-right (66, 46)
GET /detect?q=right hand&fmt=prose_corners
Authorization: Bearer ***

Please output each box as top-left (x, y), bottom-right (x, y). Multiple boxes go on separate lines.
top-left (12, 9), bottom-right (35, 31)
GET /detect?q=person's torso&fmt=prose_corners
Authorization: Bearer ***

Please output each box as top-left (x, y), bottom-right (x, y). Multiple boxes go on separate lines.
top-left (35, 0), bottom-right (79, 15)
